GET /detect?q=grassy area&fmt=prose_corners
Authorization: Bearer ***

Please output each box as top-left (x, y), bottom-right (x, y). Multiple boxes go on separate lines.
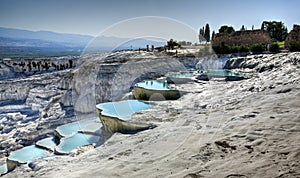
top-left (276, 41), bottom-right (285, 46)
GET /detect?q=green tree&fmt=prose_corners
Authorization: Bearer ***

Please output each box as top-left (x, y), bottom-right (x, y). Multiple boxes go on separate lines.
top-left (239, 45), bottom-right (249, 53)
top-left (261, 21), bottom-right (288, 41)
top-left (241, 25), bottom-right (245, 31)
top-left (199, 27), bottom-right (205, 43)
top-left (219, 25), bottom-right (235, 34)
top-left (199, 28), bottom-right (204, 37)
top-left (211, 30), bottom-right (215, 40)
top-left (178, 41), bottom-right (192, 46)
top-left (204, 23), bottom-right (210, 42)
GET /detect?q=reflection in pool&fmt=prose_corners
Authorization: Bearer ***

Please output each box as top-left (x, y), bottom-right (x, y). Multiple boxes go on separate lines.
top-left (135, 79), bottom-right (169, 90)
top-left (203, 69), bottom-right (244, 77)
top-left (56, 117), bottom-right (101, 137)
top-left (96, 100), bottom-right (154, 121)
top-left (36, 137), bottom-right (57, 151)
top-left (55, 132), bottom-right (100, 153)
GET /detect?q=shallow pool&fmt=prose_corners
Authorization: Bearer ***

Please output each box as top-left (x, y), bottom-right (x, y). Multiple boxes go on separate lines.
top-left (96, 100), bottom-right (154, 120)
top-left (56, 117), bottom-right (101, 137)
top-left (0, 163), bottom-right (7, 175)
top-left (36, 137), bottom-right (57, 151)
top-left (135, 79), bottom-right (169, 90)
top-left (8, 145), bottom-right (48, 163)
top-left (55, 132), bottom-right (100, 153)
top-left (202, 69), bottom-right (243, 77)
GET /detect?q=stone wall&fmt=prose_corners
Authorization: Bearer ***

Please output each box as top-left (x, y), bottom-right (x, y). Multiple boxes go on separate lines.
top-left (285, 25), bottom-right (300, 47)
top-left (211, 30), bottom-right (271, 47)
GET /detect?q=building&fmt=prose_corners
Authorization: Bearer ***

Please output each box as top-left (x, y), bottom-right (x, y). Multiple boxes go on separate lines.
top-left (211, 30), bottom-right (271, 48)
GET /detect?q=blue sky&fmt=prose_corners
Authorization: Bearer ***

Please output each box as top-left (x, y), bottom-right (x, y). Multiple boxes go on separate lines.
top-left (0, 0), bottom-right (299, 37)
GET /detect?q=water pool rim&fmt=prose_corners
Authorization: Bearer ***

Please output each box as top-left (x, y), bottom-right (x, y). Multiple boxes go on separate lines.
top-left (199, 69), bottom-right (247, 77)
top-left (135, 79), bottom-right (170, 91)
top-left (7, 145), bottom-right (48, 164)
top-left (96, 99), bottom-right (154, 120)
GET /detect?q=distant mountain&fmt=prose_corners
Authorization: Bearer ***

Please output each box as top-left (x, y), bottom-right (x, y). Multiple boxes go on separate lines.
top-left (0, 27), bottom-right (93, 47)
top-left (86, 36), bottom-right (166, 53)
top-left (0, 37), bottom-right (68, 47)
top-left (0, 27), bottom-right (166, 57)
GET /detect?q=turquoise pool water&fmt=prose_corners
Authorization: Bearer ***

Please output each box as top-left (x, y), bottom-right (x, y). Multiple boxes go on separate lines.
top-left (56, 117), bottom-right (101, 137)
top-left (8, 145), bottom-right (48, 163)
top-left (55, 133), bottom-right (100, 153)
top-left (0, 163), bottom-right (7, 175)
top-left (169, 72), bottom-right (194, 79)
top-left (36, 137), bottom-right (57, 151)
top-left (136, 79), bottom-right (169, 90)
top-left (202, 69), bottom-right (243, 77)
top-left (96, 100), bottom-right (154, 120)
top-left (5, 118), bottom-right (102, 167)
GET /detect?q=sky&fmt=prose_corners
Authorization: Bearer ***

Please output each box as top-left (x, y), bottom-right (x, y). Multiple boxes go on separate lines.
top-left (0, 0), bottom-right (299, 39)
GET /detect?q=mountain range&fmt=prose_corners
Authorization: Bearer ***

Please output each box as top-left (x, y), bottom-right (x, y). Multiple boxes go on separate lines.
top-left (0, 27), bottom-right (166, 57)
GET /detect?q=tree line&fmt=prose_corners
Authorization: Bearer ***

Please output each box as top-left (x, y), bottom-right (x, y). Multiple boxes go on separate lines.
top-left (199, 24), bottom-right (211, 43)
top-left (199, 21), bottom-right (289, 43)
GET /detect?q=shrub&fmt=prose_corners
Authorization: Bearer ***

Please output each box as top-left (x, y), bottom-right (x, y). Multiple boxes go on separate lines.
top-left (230, 46), bottom-right (239, 53)
top-left (239, 45), bottom-right (249, 53)
top-left (269, 42), bottom-right (279, 52)
top-left (288, 41), bottom-right (300, 52)
top-left (250, 43), bottom-right (263, 53)
top-left (212, 46), bottom-right (220, 54)
top-left (221, 43), bottom-right (231, 54)
top-left (213, 42), bottom-right (231, 54)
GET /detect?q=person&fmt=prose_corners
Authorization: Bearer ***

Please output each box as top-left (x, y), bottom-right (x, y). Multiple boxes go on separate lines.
top-left (267, 43), bottom-right (270, 51)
